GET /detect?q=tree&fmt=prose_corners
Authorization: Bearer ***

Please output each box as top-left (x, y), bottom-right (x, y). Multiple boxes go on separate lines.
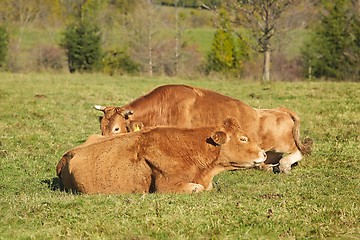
top-left (102, 49), bottom-right (139, 75)
top-left (126, 0), bottom-right (174, 76)
top-left (0, 26), bottom-right (8, 69)
top-left (81, 0), bottom-right (108, 22)
top-left (302, 0), bottom-right (360, 80)
top-left (123, 0), bottom-right (156, 76)
top-left (174, 0), bottom-right (181, 75)
top-left (0, 0), bottom-right (64, 26)
top-left (147, 0), bottom-right (154, 76)
top-left (206, 9), bottom-right (241, 74)
top-left (205, 0), bottom-right (295, 81)
top-left (108, 0), bottom-right (137, 14)
top-left (60, 21), bottom-right (102, 73)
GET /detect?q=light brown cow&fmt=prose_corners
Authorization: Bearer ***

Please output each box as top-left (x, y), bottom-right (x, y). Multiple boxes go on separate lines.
top-left (56, 118), bottom-right (266, 194)
top-left (94, 85), bottom-right (312, 173)
top-left (55, 120), bottom-right (145, 176)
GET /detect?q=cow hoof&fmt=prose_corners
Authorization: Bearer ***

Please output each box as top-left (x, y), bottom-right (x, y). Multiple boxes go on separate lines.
top-left (256, 163), bottom-right (274, 172)
top-left (190, 183), bottom-right (205, 193)
top-left (279, 164), bottom-right (292, 174)
top-left (273, 165), bottom-right (280, 174)
top-left (257, 163), bottom-right (280, 173)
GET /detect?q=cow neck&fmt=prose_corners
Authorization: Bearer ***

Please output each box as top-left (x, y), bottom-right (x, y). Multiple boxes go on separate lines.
top-left (126, 101), bottom-right (164, 126)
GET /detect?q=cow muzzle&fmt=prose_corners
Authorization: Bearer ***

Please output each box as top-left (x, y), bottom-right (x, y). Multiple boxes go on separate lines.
top-left (254, 150), bottom-right (267, 166)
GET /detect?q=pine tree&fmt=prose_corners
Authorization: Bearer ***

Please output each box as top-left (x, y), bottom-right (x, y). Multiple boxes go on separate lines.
top-left (206, 10), bottom-right (245, 75)
top-left (302, 0), bottom-right (360, 81)
top-left (61, 21), bottom-right (102, 73)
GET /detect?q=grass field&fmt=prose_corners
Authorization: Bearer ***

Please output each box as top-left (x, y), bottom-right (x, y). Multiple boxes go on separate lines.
top-left (0, 73), bottom-right (359, 239)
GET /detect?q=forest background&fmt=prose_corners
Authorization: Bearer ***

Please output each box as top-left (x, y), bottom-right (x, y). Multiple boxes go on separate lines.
top-left (0, 0), bottom-right (359, 81)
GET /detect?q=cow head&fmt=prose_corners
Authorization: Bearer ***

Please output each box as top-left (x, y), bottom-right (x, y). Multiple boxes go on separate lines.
top-left (213, 117), bottom-right (266, 169)
top-left (94, 105), bottom-right (136, 135)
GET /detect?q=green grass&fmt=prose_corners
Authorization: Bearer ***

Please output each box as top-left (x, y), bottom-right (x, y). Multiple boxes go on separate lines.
top-left (0, 73), bottom-right (359, 239)
top-left (184, 28), bottom-right (215, 56)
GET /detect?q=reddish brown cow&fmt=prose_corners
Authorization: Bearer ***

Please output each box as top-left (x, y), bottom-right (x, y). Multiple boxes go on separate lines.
top-left (94, 84), bottom-right (312, 173)
top-left (56, 118), bottom-right (266, 194)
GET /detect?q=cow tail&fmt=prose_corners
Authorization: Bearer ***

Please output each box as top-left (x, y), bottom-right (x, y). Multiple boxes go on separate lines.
top-left (280, 107), bottom-right (313, 156)
top-left (56, 151), bottom-right (74, 178)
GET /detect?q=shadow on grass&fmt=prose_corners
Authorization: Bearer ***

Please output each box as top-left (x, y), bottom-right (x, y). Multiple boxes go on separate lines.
top-left (41, 178), bottom-right (81, 194)
top-left (41, 177), bottom-right (64, 192)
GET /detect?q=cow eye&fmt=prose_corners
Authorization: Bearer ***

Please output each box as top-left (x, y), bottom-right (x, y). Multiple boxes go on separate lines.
top-left (113, 127), bottom-right (120, 133)
top-left (239, 136), bottom-right (248, 142)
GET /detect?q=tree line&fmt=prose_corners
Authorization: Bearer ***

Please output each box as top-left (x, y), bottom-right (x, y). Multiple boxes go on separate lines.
top-left (0, 0), bottom-right (359, 81)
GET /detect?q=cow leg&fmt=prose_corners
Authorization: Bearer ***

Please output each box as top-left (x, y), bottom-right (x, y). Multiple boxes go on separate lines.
top-left (279, 150), bottom-right (303, 173)
top-left (178, 182), bottom-right (205, 193)
top-left (157, 181), bottom-right (205, 194)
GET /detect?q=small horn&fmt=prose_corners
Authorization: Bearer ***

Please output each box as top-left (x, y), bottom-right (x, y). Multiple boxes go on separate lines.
top-left (120, 109), bottom-right (134, 119)
top-left (124, 110), bottom-right (134, 116)
top-left (93, 105), bottom-right (106, 111)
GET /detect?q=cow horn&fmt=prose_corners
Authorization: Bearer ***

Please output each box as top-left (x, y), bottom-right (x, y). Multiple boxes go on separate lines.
top-left (93, 105), bottom-right (106, 111)
top-left (124, 110), bottom-right (134, 116)
top-left (120, 109), bottom-right (134, 119)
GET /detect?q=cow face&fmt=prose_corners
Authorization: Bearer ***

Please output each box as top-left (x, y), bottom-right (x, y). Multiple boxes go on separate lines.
top-left (94, 106), bottom-right (134, 135)
top-left (214, 117), bottom-right (267, 169)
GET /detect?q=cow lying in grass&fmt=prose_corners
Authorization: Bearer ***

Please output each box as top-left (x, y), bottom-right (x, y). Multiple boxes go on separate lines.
top-left (94, 84), bottom-right (312, 173)
top-left (56, 117), bottom-right (266, 194)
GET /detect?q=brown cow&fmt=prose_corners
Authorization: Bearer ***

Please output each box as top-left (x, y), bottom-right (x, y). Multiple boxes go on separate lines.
top-left (94, 85), bottom-right (312, 173)
top-left (56, 118), bottom-right (266, 194)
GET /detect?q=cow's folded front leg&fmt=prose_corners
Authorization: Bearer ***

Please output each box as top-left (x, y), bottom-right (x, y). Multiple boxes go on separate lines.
top-left (156, 181), bottom-right (205, 194)
top-left (189, 183), bottom-right (205, 193)
top-left (256, 162), bottom-right (279, 172)
top-left (176, 182), bottom-right (205, 194)
top-left (279, 150), bottom-right (303, 174)
top-left (256, 151), bottom-right (282, 173)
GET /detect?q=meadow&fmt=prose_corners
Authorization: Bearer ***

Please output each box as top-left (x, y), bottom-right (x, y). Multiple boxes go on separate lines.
top-left (0, 73), bottom-right (359, 239)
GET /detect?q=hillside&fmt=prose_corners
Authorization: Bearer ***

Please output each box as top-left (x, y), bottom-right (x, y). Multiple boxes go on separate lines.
top-left (0, 1), bottom-right (337, 80)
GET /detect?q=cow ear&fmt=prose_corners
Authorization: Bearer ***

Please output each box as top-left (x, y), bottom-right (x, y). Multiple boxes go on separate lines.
top-left (222, 117), bottom-right (241, 131)
top-left (127, 121), bottom-right (144, 132)
top-left (116, 108), bottom-right (134, 119)
top-left (210, 131), bottom-right (229, 145)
